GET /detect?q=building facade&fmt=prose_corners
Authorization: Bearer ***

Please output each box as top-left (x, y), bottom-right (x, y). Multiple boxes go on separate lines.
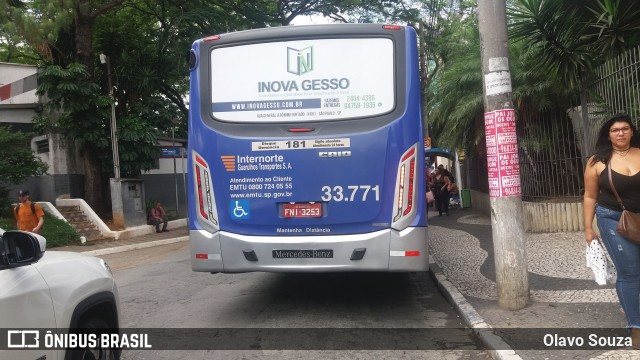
top-left (1, 62), bottom-right (187, 217)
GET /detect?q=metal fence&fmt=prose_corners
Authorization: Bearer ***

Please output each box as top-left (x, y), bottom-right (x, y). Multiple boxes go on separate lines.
top-left (583, 47), bottom-right (640, 157)
top-left (468, 45), bottom-right (640, 201)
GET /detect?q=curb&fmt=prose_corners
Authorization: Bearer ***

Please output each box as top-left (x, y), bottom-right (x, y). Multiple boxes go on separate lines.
top-left (428, 257), bottom-right (522, 360)
top-left (81, 236), bottom-right (189, 256)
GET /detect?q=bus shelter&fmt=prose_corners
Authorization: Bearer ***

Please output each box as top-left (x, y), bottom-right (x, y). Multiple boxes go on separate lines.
top-left (424, 148), bottom-right (469, 208)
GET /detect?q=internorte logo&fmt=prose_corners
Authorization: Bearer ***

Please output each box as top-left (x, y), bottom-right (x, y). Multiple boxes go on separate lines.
top-left (221, 154), bottom-right (285, 172)
top-left (287, 46), bottom-right (313, 75)
top-left (221, 155), bottom-right (235, 171)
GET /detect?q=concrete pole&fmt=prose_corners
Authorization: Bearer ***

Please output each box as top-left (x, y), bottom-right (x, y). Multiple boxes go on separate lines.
top-left (477, 0), bottom-right (530, 310)
top-left (106, 56), bottom-right (120, 179)
top-left (172, 125), bottom-right (179, 215)
top-left (454, 151), bottom-right (463, 207)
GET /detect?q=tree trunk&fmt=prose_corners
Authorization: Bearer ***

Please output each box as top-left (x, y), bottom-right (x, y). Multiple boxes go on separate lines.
top-left (75, 9), bottom-right (95, 73)
top-left (75, 5), bottom-right (102, 210)
top-left (82, 144), bottom-right (104, 213)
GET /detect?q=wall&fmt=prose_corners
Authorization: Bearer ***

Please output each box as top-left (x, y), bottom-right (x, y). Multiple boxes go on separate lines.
top-left (470, 189), bottom-right (490, 215)
top-left (468, 189), bottom-right (585, 233)
top-left (2, 62), bottom-right (188, 214)
top-left (139, 174), bottom-right (188, 217)
top-left (0, 62), bottom-right (38, 105)
top-left (140, 138), bottom-right (188, 217)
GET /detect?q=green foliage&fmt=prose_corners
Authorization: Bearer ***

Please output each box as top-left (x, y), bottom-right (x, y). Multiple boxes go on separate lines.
top-left (586, 0), bottom-right (640, 56)
top-left (426, 0), bottom-right (640, 157)
top-left (34, 62), bottom-right (168, 178)
top-left (40, 212), bottom-right (81, 248)
top-left (0, 212), bottom-right (80, 248)
top-left (0, 0), bottom-right (75, 63)
top-left (0, 188), bottom-right (12, 217)
top-left (0, 217), bottom-right (15, 231)
top-left (0, 127), bottom-right (49, 185)
top-left (0, 127), bottom-right (48, 209)
top-left (425, 3), bottom-right (484, 152)
top-left (509, 0), bottom-right (640, 89)
top-left (145, 197), bottom-right (158, 214)
top-left (35, 64), bottom-right (112, 145)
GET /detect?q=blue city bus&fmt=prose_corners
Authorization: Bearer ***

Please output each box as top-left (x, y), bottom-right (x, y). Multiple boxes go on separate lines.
top-left (187, 24), bottom-right (427, 273)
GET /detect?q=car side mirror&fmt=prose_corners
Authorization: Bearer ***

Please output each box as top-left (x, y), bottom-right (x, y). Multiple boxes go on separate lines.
top-left (0, 231), bottom-right (46, 267)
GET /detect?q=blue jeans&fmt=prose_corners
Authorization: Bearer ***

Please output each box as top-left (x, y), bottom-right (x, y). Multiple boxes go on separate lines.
top-left (149, 216), bottom-right (168, 232)
top-left (596, 204), bottom-right (640, 329)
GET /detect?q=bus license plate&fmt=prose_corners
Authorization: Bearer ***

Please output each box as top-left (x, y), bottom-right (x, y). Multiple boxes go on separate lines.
top-left (272, 249), bottom-right (334, 259)
top-left (283, 203), bottom-right (322, 218)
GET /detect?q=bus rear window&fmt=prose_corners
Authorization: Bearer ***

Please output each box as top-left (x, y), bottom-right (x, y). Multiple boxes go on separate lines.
top-left (210, 38), bottom-right (395, 123)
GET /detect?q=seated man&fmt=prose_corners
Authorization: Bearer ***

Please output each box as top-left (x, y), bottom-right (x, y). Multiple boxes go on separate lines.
top-left (148, 202), bottom-right (169, 233)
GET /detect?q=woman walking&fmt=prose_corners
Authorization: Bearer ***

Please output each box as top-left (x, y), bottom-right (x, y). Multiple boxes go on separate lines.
top-left (433, 165), bottom-right (451, 216)
top-left (584, 113), bottom-right (640, 349)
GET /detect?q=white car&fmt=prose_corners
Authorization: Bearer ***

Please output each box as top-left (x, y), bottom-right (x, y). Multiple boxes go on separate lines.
top-left (0, 228), bottom-right (121, 360)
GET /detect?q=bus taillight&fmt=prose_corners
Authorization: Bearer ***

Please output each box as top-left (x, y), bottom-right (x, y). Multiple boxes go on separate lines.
top-left (192, 151), bottom-right (219, 230)
top-left (392, 144), bottom-right (418, 230)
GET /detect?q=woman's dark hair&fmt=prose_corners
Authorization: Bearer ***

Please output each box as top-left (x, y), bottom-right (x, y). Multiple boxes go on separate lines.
top-left (590, 113), bottom-right (639, 165)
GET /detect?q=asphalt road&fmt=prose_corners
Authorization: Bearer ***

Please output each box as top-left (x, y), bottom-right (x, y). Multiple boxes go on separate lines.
top-left (100, 242), bottom-right (490, 360)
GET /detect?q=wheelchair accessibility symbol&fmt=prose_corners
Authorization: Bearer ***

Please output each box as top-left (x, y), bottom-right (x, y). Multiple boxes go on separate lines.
top-left (230, 200), bottom-right (250, 219)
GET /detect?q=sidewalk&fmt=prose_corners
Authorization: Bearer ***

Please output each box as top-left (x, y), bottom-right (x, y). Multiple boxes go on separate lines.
top-left (427, 207), bottom-right (636, 360)
top-left (51, 226), bottom-right (188, 256)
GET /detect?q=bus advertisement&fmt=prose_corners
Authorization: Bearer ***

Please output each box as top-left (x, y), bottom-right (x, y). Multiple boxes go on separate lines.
top-left (187, 24), bottom-right (427, 273)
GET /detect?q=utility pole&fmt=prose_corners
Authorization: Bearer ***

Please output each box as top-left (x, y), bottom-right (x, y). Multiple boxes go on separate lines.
top-left (100, 54), bottom-right (120, 179)
top-left (477, 0), bottom-right (529, 310)
top-left (172, 120), bottom-right (179, 216)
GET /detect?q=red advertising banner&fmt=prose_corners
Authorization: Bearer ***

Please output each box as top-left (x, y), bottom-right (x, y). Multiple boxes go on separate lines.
top-left (485, 109), bottom-right (521, 198)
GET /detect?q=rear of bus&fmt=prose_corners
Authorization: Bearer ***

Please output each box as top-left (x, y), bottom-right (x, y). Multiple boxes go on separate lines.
top-left (188, 24), bottom-right (428, 273)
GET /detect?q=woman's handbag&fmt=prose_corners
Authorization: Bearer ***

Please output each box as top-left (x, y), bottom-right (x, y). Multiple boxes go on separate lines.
top-left (607, 162), bottom-right (640, 243)
top-left (426, 190), bottom-right (435, 204)
top-left (586, 239), bottom-right (617, 285)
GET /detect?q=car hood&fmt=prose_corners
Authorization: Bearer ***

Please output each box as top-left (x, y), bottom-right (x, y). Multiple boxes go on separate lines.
top-left (34, 251), bottom-right (115, 284)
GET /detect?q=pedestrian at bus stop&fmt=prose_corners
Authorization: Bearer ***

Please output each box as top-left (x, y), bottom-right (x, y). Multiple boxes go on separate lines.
top-left (425, 169), bottom-right (435, 212)
top-left (148, 202), bottom-right (169, 233)
top-left (583, 113), bottom-right (640, 349)
top-left (433, 165), bottom-right (451, 216)
top-left (13, 189), bottom-right (45, 234)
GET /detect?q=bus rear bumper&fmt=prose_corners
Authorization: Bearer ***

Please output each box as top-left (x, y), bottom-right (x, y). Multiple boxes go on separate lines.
top-left (190, 227), bottom-right (428, 273)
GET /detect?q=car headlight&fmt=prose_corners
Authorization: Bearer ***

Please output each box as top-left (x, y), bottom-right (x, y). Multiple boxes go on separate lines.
top-left (100, 259), bottom-right (113, 276)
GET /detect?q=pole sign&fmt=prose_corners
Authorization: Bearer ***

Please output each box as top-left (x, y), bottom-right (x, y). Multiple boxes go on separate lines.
top-left (485, 109), bottom-right (521, 198)
top-left (160, 147), bottom-right (186, 158)
top-left (424, 137), bottom-right (431, 150)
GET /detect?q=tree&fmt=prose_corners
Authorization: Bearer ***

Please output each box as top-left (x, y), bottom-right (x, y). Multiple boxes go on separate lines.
top-left (426, 0), bottom-right (640, 151)
top-left (509, 0), bottom-right (640, 89)
top-left (0, 127), bottom-right (48, 211)
top-left (423, 1), bottom-right (485, 151)
top-left (1, 0), bottom-right (127, 211)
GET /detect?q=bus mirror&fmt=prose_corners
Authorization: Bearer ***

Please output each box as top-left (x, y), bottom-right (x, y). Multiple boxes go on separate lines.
top-left (188, 50), bottom-right (197, 70)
